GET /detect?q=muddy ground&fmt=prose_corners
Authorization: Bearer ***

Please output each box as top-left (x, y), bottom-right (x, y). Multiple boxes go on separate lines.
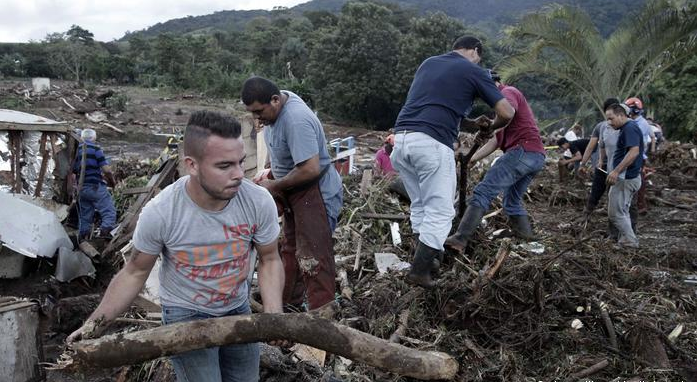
top-left (1, 80), bottom-right (696, 381)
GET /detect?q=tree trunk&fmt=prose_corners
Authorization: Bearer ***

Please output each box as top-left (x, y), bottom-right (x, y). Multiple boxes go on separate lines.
top-left (64, 313), bottom-right (458, 380)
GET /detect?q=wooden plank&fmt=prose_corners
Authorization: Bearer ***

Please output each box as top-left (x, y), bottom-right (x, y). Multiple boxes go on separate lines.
top-left (11, 131), bottom-right (22, 193)
top-left (0, 124), bottom-right (70, 133)
top-left (358, 213), bottom-right (409, 221)
top-left (360, 169), bottom-right (373, 196)
top-left (121, 186), bottom-right (152, 195)
top-left (101, 122), bottom-right (125, 134)
top-left (34, 133), bottom-right (49, 197)
top-left (103, 158), bottom-right (178, 258)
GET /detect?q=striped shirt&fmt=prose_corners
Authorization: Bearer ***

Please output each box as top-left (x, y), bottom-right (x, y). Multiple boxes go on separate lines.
top-left (73, 142), bottom-right (109, 185)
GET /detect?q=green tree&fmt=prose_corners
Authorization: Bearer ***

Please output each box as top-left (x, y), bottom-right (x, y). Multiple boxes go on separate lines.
top-left (395, 12), bottom-right (468, 103)
top-left (0, 53), bottom-right (26, 77)
top-left (647, 55), bottom-right (697, 140)
top-left (499, 0), bottom-right (697, 115)
top-left (45, 25), bottom-right (99, 83)
top-left (308, 1), bottom-right (401, 128)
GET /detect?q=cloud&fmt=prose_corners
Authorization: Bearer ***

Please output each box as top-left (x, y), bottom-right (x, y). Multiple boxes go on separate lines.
top-left (0, 0), bottom-right (308, 43)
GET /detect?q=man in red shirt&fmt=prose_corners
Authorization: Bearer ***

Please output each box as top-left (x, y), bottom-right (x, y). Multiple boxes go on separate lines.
top-left (374, 134), bottom-right (396, 177)
top-left (445, 71), bottom-right (546, 254)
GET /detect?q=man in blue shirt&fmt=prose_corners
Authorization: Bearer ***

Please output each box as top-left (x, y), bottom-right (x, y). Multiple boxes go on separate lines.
top-left (391, 36), bottom-right (514, 288)
top-left (72, 128), bottom-right (117, 241)
top-left (605, 103), bottom-right (644, 248)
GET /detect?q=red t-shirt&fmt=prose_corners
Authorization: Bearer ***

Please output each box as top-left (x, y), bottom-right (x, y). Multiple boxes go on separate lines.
top-left (495, 85), bottom-right (545, 154)
top-left (375, 147), bottom-right (396, 177)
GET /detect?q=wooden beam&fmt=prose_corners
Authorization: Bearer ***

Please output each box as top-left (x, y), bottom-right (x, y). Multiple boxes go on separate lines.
top-left (0, 124), bottom-right (70, 133)
top-left (120, 187), bottom-right (153, 195)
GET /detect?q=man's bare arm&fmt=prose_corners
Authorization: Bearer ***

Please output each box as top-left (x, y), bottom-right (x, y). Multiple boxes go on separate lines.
top-left (490, 98), bottom-right (515, 131)
top-left (255, 240), bottom-right (284, 314)
top-left (261, 155), bottom-right (321, 194)
top-left (580, 137), bottom-right (598, 166)
top-left (67, 250), bottom-right (158, 342)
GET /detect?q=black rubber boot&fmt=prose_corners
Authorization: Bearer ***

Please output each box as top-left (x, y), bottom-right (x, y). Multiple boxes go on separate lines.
top-left (444, 205), bottom-right (486, 254)
top-left (508, 215), bottom-right (536, 240)
top-left (415, 233), bottom-right (443, 274)
top-left (406, 242), bottom-right (439, 288)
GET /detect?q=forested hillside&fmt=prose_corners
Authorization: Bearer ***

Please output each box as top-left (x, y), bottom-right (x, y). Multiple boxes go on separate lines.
top-left (129, 0), bottom-right (643, 39)
top-left (1, 0), bottom-right (695, 139)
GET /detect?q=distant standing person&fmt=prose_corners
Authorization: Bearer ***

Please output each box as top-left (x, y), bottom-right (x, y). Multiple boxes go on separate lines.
top-left (374, 134), bottom-right (396, 177)
top-left (624, 97), bottom-right (655, 214)
top-left (579, 98), bottom-right (620, 214)
top-left (242, 76), bottom-right (343, 311)
top-left (605, 103), bottom-right (644, 248)
top-left (72, 128), bottom-right (117, 241)
top-left (391, 36), bottom-right (514, 288)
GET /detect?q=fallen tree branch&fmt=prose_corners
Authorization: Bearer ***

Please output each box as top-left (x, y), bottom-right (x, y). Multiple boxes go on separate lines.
top-left (358, 213), bottom-right (409, 220)
top-left (60, 313), bottom-right (458, 380)
top-left (570, 359), bottom-right (609, 379)
top-left (389, 310), bottom-right (409, 343)
top-left (470, 238), bottom-right (511, 301)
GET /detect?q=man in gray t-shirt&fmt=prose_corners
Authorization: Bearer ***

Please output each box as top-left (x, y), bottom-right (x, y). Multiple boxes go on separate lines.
top-left (242, 76), bottom-right (342, 311)
top-left (580, 99), bottom-right (621, 214)
top-left (68, 111), bottom-right (285, 382)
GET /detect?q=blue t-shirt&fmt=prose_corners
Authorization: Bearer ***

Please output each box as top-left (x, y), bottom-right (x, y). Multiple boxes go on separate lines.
top-left (394, 51), bottom-right (504, 149)
top-left (73, 141), bottom-right (108, 185)
top-left (264, 91), bottom-right (343, 221)
top-left (612, 120), bottom-right (644, 180)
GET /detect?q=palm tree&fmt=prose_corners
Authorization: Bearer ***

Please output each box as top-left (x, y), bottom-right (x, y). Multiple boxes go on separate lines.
top-left (499, 0), bottom-right (697, 114)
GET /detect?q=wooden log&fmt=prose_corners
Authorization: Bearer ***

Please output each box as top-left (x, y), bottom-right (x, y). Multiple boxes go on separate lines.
top-left (63, 313), bottom-right (458, 380)
top-left (34, 132), bottom-right (49, 197)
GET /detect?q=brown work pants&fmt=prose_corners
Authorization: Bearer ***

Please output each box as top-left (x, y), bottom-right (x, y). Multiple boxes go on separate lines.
top-left (279, 183), bottom-right (336, 310)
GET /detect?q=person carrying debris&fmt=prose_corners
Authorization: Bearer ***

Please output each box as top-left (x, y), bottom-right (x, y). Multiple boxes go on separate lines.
top-left (242, 77), bottom-right (343, 312)
top-left (604, 103), bottom-right (644, 248)
top-left (391, 36), bottom-right (515, 288)
top-left (68, 111), bottom-right (286, 381)
top-left (71, 128), bottom-right (117, 240)
top-left (556, 136), bottom-right (596, 179)
top-left (445, 71), bottom-right (545, 255)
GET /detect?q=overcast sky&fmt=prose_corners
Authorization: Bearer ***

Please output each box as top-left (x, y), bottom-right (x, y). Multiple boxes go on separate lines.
top-left (0, 0), bottom-right (310, 43)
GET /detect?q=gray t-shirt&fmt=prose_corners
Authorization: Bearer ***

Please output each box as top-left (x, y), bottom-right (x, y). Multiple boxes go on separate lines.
top-left (133, 176), bottom-right (280, 315)
top-left (597, 121), bottom-right (621, 173)
top-left (264, 91), bottom-right (343, 220)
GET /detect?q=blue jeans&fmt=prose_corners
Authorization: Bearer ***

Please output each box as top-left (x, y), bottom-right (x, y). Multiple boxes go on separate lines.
top-left (390, 131), bottom-right (456, 251)
top-left (78, 183), bottom-right (117, 237)
top-left (162, 303), bottom-right (260, 382)
top-left (470, 147), bottom-right (545, 216)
